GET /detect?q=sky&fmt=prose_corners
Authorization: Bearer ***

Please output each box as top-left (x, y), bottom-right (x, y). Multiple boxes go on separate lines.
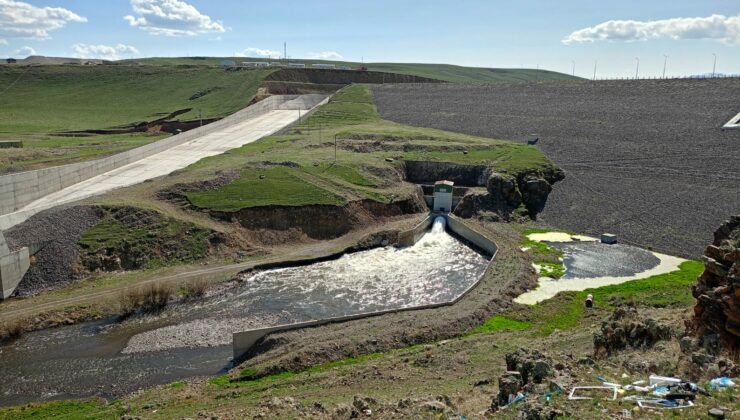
top-left (1, 0), bottom-right (739, 78)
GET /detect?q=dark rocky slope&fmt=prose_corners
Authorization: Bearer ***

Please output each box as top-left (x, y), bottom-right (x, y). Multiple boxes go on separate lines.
top-left (371, 79), bottom-right (740, 257)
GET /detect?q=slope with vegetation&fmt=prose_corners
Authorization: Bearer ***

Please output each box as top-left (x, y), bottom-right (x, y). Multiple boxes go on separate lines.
top-left (132, 57), bottom-right (580, 83)
top-left (0, 250), bottom-right (724, 419)
top-left (1, 83), bottom-right (559, 328)
top-left (0, 65), bottom-right (272, 172)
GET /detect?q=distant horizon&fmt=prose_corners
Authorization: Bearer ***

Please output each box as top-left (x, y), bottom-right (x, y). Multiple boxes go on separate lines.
top-left (7, 54), bottom-right (740, 80)
top-left (1, 1), bottom-right (738, 79)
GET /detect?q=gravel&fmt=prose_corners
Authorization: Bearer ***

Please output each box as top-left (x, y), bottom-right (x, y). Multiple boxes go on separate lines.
top-left (5, 205), bottom-right (102, 296)
top-left (121, 314), bottom-right (288, 354)
top-left (371, 79), bottom-right (740, 258)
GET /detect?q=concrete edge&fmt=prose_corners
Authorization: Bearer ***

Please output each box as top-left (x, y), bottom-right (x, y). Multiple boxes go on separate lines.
top-left (0, 95), bottom-right (325, 218)
top-left (0, 95), bottom-right (330, 231)
top-left (722, 112), bottom-right (740, 129)
top-left (232, 214), bottom-right (498, 360)
top-left (0, 230), bottom-right (29, 299)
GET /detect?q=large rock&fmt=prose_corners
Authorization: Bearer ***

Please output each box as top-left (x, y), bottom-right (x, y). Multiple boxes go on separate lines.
top-left (486, 172), bottom-right (522, 208)
top-left (496, 371), bottom-right (523, 407)
top-left (593, 305), bottom-right (672, 357)
top-left (519, 175), bottom-right (553, 215)
top-left (505, 349), bottom-right (554, 385)
top-left (692, 215), bottom-right (740, 352)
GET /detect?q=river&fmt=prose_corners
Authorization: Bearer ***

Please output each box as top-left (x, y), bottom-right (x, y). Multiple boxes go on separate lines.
top-left (0, 217), bottom-right (489, 405)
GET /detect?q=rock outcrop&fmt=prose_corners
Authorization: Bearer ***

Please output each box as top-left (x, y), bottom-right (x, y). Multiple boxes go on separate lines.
top-left (692, 215), bottom-right (740, 353)
top-left (593, 305), bottom-right (672, 358)
top-left (454, 169), bottom-right (562, 220)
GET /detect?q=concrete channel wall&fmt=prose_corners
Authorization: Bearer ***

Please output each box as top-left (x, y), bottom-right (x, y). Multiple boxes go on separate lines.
top-left (0, 95), bottom-right (323, 217)
top-left (232, 213), bottom-right (498, 360)
top-left (0, 231), bottom-right (29, 299)
top-left (0, 94), bottom-right (328, 299)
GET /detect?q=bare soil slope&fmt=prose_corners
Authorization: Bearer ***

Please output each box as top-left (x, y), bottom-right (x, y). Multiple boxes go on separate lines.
top-left (372, 79), bottom-right (740, 258)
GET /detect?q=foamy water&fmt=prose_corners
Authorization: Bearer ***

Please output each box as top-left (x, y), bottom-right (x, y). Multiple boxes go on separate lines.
top-left (231, 217), bottom-right (489, 317)
top-left (0, 218), bottom-right (491, 404)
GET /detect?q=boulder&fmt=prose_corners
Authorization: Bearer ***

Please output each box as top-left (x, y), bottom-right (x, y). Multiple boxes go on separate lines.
top-left (593, 305), bottom-right (672, 357)
top-left (505, 349), bottom-right (554, 384)
top-left (519, 176), bottom-right (552, 215)
top-left (486, 172), bottom-right (522, 208)
top-left (496, 371), bottom-right (523, 407)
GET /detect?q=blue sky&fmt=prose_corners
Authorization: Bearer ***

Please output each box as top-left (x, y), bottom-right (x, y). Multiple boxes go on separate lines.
top-left (1, 0), bottom-right (739, 78)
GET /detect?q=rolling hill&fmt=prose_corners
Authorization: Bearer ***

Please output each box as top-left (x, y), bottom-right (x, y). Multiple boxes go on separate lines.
top-left (130, 56), bottom-right (580, 83)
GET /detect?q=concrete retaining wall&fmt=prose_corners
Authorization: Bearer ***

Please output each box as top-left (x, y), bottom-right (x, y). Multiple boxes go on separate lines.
top-left (233, 214), bottom-right (497, 360)
top-left (0, 95), bottom-right (326, 216)
top-left (398, 215), bottom-right (433, 247)
top-left (444, 214), bottom-right (498, 256)
top-left (0, 231), bottom-right (28, 299)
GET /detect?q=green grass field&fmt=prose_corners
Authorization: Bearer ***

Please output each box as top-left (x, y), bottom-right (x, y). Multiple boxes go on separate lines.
top-left (172, 85), bottom-right (559, 212)
top-left (0, 65), bottom-right (271, 172)
top-left (0, 65), bottom-right (271, 136)
top-left (0, 58), bottom-right (574, 172)
top-left (494, 260), bottom-right (704, 336)
top-left (185, 166), bottom-right (346, 211)
top-left (133, 57), bottom-right (580, 83)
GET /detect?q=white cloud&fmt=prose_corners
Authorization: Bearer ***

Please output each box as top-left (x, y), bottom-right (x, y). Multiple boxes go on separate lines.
top-left (124, 0), bottom-right (225, 36)
top-left (308, 51), bottom-right (343, 60)
top-left (0, 0), bottom-right (86, 40)
top-left (14, 45), bottom-right (35, 57)
top-left (563, 14), bottom-right (740, 45)
top-left (236, 47), bottom-right (280, 58)
top-left (0, 39), bottom-right (7, 45)
top-left (72, 43), bottom-right (139, 60)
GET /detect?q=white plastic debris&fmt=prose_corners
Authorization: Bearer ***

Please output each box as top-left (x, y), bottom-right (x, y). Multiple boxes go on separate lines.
top-left (648, 375), bottom-right (681, 387)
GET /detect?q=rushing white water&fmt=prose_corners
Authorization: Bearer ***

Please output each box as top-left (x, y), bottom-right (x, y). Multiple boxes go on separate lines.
top-left (0, 218), bottom-right (490, 405)
top-left (230, 216), bottom-right (488, 319)
top-left (122, 217), bottom-right (490, 353)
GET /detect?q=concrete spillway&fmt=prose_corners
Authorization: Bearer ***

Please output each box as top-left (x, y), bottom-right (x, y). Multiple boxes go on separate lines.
top-left (0, 94), bottom-right (329, 299)
top-left (0, 95), bottom-right (329, 231)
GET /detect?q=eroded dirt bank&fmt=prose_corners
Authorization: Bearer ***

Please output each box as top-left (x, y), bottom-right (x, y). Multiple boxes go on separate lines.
top-left (211, 195), bottom-right (427, 241)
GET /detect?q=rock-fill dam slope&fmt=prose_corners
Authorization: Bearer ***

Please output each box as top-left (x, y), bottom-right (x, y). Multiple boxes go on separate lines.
top-left (371, 79), bottom-right (740, 258)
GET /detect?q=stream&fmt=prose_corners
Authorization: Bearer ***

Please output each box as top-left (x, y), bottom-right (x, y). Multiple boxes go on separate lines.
top-left (0, 217), bottom-right (489, 406)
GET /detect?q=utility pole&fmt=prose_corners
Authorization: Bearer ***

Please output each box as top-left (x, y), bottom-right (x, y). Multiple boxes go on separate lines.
top-left (663, 55), bottom-right (669, 79)
top-left (334, 134), bottom-right (338, 162)
top-left (571, 60), bottom-right (575, 77)
top-left (284, 42), bottom-right (287, 64)
top-left (712, 53), bottom-right (717, 78)
top-left (635, 57), bottom-right (640, 79)
top-left (593, 60), bottom-right (597, 81)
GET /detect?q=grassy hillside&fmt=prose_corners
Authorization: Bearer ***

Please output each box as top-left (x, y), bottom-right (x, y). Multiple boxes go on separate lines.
top-left (131, 57), bottom-right (581, 83)
top-left (0, 65), bottom-right (271, 172)
top-left (0, 65), bottom-right (272, 135)
top-left (171, 84), bottom-right (558, 212)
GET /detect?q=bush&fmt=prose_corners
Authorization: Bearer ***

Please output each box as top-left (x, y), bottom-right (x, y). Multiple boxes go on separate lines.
top-left (0, 319), bottom-right (26, 341)
top-left (119, 282), bottom-right (175, 316)
top-left (182, 278), bottom-right (210, 300)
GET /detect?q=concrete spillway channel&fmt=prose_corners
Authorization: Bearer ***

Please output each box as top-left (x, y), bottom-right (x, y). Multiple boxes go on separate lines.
top-left (0, 94), bottom-right (329, 299)
top-left (0, 214), bottom-right (497, 405)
